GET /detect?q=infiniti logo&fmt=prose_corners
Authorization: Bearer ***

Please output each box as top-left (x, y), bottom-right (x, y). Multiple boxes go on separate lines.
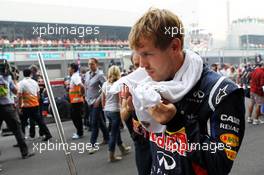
top-left (157, 151), bottom-right (176, 170)
top-left (193, 90), bottom-right (205, 99)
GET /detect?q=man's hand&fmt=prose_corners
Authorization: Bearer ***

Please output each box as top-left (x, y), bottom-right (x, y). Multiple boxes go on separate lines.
top-left (125, 95), bottom-right (134, 111)
top-left (147, 102), bottom-right (177, 125)
top-left (120, 84), bottom-right (130, 98)
top-left (120, 85), bottom-right (134, 110)
top-left (120, 84), bottom-right (134, 121)
top-left (120, 96), bottom-right (134, 121)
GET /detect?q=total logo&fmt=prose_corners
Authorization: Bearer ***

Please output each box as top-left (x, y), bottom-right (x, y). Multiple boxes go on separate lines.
top-left (220, 133), bottom-right (239, 147)
top-left (224, 148), bottom-right (237, 161)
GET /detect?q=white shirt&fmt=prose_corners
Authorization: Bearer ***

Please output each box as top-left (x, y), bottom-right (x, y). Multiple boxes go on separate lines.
top-left (18, 77), bottom-right (39, 96)
top-left (70, 72), bottom-right (82, 87)
top-left (102, 81), bottom-right (120, 112)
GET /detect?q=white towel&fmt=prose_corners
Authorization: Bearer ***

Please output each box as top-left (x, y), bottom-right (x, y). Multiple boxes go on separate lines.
top-left (109, 50), bottom-right (203, 133)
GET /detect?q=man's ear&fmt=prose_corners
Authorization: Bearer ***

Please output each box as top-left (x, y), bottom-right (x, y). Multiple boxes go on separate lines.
top-left (170, 38), bottom-right (181, 52)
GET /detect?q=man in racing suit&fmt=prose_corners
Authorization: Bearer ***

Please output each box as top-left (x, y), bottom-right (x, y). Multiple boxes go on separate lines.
top-left (128, 8), bottom-right (245, 175)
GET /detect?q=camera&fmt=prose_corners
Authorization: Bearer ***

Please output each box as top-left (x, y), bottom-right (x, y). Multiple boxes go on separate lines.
top-left (10, 65), bottom-right (19, 81)
top-left (0, 59), bottom-right (9, 76)
top-left (0, 59), bottom-right (19, 80)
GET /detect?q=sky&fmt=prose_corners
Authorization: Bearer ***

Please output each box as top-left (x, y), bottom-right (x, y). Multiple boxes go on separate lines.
top-left (1, 0), bottom-right (264, 40)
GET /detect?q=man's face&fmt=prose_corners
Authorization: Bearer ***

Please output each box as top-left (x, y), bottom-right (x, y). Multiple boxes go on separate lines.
top-left (211, 66), bottom-right (217, 72)
top-left (88, 59), bottom-right (97, 72)
top-left (135, 37), bottom-right (182, 81)
top-left (30, 68), bottom-right (36, 74)
top-left (68, 67), bottom-right (73, 76)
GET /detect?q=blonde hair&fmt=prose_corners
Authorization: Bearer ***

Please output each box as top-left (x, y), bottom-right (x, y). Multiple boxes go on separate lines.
top-left (129, 8), bottom-right (184, 50)
top-left (107, 65), bottom-right (121, 83)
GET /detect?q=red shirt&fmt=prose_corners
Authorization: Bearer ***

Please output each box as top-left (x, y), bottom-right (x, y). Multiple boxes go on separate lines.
top-left (250, 67), bottom-right (264, 96)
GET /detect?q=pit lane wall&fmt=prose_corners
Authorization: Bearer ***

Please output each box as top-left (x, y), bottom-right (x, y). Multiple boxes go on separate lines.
top-left (1, 49), bottom-right (263, 80)
top-left (0, 50), bottom-right (132, 80)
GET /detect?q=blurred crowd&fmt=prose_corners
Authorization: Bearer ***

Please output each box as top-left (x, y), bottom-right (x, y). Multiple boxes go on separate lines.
top-left (210, 62), bottom-right (264, 125)
top-left (0, 37), bottom-right (129, 49)
top-left (210, 62), bottom-right (255, 87)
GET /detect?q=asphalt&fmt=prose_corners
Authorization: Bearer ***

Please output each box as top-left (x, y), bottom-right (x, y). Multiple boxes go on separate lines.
top-left (0, 98), bottom-right (263, 175)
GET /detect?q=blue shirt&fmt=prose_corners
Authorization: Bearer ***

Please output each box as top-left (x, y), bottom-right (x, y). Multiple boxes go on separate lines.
top-left (0, 75), bottom-right (16, 105)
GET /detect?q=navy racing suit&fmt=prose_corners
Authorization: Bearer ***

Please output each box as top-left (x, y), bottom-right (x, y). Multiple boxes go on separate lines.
top-left (150, 65), bottom-right (245, 175)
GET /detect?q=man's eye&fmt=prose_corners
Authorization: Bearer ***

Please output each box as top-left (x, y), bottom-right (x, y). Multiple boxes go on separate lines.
top-left (143, 53), bottom-right (152, 57)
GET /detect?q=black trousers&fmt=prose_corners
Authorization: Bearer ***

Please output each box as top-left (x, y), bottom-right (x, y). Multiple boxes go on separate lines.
top-left (84, 100), bottom-right (91, 128)
top-left (28, 99), bottom-right (45, 137)
top-left (70, 102), bottom-right (83, 136)
top-left (0, 104), bottom-right (28, 156)
top-left (125, 114), bottom-right (152, 175)
top-left (29, 118), bottom-right (45, 138)
top-left (134, 138), bottom-right (152, 175)
top-left (21, 106), bottom-right (51, 138)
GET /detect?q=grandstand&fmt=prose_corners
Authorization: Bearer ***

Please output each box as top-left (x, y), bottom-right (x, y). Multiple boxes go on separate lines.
top-left (0, 1), bottom-right (135, 79)
top-left (227, 17), bottom-right (264, 49)
top-left (2, 1), bottom-right (263, 74)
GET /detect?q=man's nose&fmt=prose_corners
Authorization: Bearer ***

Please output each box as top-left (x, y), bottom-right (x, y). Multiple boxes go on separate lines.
top-left (139, 57), bottom-right (148, 68)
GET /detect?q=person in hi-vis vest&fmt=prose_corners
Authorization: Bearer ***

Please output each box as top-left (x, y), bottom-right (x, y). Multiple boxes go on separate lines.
top-left (18, 69), bottom-right (52, 142)
top-left (68, 63), bottom-right (85, 139)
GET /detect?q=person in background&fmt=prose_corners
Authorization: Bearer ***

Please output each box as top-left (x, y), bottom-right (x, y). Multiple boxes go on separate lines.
top-left (228, 66), bottom-right (238, 83)
top-left (18, 69), bottom-right (52, 142)
top-left (68, 63), bottom-right (85, 139)
top-left (85, 58), bottom-right (109, 154)
top-left (120, 52), bottom-right (152, 175)
top-left (102, 65), bottom-right (131, 162)
top-left (241, 63), bottom-right (254, 89)
top-left (79, 67), bottom-right (91, 131)
top-left (247, 62), bottom-right (264, 124)
top-left (210, 63), bottom-right (218, 73)
top-left (29, 64), bottom-right (44, 139)
top-left (0, 59), bottom-right (34, 160)
top-left (219, 63), bottom-right (230, 76)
